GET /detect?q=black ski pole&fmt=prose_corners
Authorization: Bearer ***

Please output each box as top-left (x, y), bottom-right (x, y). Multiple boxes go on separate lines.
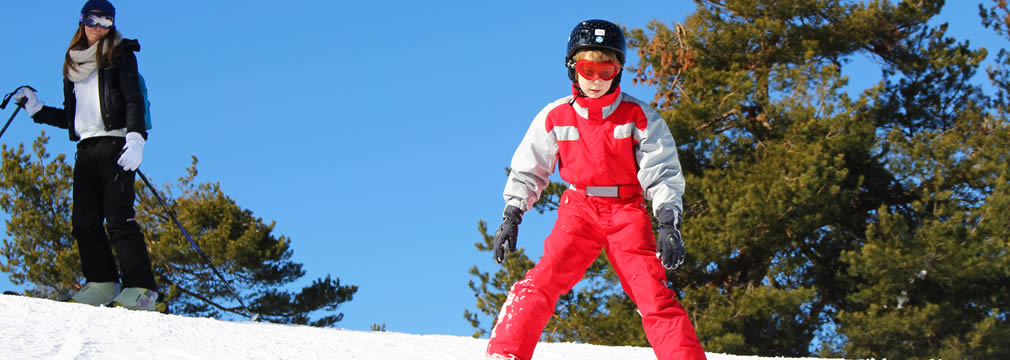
top-left (0, 105), bottom-right (22, 141)
top-left (136, 169), bottom-right (260, 321)
top-left (0, 86), bottom-right (35, 141)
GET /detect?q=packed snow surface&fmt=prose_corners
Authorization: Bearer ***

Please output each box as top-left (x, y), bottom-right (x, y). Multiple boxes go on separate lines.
top-left (0, 294), bottom-right (832, 359)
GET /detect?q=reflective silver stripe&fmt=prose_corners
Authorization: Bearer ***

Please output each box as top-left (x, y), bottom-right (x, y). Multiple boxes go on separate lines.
top-left (569, 184), bottom-right (620, 197)
top-left (586, 186), bottom-right (619, 197)
top-left (552, 125), bottom-right (580, 141)
top-left (613, 122), bottom-right (636, 139)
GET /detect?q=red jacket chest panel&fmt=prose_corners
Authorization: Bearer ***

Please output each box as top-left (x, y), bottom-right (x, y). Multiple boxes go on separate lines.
top-left (545, 101), bottom-right (648, 186)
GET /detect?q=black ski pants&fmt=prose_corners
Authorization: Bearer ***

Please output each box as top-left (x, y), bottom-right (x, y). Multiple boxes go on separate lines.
top-left (71, 136), bottom-right (158, 290)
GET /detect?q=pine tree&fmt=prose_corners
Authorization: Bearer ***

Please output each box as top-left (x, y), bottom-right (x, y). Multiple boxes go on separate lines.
top-left (0, 133), bottom-right (357, 327)
top-left (0, 133), bottom-right (75, 300)
top-left (836, 0), bottom-right (1010, 358)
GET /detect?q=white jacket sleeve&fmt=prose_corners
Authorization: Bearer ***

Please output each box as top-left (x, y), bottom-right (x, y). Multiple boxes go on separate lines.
top-left (502, 100), bottom-right (563, 211)
top-left (633, 99), bottom-right (686, 216)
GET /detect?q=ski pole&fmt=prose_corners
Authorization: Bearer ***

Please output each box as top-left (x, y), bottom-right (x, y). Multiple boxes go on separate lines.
top-left (136, 169), bottom-right (260, 321)
top-left (0, 86), bottom-right (35, 141)
top-left (0, 105), bottom-right (22, 141)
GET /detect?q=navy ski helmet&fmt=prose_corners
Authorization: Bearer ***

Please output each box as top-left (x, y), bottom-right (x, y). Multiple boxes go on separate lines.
top-left (81, 0), bottom-right (116, 17)
top-left (565, 19), bottom-right (626, 92)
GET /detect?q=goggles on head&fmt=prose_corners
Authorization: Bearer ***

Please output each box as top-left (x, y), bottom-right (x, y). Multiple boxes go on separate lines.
top-left (81, 13), bottom-right (114, 29)
top-left (574, 60), bottom-right (621, 81)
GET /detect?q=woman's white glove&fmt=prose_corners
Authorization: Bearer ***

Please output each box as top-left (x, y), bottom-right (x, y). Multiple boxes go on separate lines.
top-left (12, 87), bottom-right (44, 116)
top-left (117, 132), bottom-right (145, 171)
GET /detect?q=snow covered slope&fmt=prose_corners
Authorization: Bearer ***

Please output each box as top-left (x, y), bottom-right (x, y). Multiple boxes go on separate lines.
top-left (0, 294), bottom-right (828, 359)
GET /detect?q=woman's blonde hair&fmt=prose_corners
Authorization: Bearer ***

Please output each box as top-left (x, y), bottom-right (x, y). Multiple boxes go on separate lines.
top-left (572, 49), bottom-right (621, 64)
top-left (62, 23), bottom-right (120, 79)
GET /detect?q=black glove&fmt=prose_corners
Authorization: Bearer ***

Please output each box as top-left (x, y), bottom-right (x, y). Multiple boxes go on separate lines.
top-left (493, 205), bottom-right (523, 264)
top-left (656, 208), bottom-right (685, 270)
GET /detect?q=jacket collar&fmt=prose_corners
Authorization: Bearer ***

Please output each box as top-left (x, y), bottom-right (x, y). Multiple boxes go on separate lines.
top-left (571, 85), bottom-right (623, 121)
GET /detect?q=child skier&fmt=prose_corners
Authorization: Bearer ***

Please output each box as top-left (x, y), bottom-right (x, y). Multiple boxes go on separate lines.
top-left (486, 19), bottom-right (706, 360)
top-left (12, 0), bottom-right (160, 311)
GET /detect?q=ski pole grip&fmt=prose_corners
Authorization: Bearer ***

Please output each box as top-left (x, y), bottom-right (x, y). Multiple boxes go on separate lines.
top-left (1, 85), bottom-right (37, 110)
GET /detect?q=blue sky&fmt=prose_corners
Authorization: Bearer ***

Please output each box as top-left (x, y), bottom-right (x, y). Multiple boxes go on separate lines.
top-left (1, 0), bottom-right (1002, 337)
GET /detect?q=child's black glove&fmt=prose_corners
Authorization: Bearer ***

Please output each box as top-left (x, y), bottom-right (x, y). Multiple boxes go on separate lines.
top-left (656, 208), bottom-right (685, 270)
top-left (493, 205), bottom-right (524, 264)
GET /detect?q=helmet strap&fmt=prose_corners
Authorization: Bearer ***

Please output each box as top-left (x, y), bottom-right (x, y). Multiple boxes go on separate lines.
top-left (607, 72), bottom-right (622, 94)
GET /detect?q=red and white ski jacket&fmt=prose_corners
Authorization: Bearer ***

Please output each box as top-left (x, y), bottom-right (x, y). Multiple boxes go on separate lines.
top-left (503, 86), bottom-right (686, 216)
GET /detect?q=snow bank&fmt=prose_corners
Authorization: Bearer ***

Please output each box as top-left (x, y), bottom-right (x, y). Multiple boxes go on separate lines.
top-left (0, 294), bottom-right (827, 359)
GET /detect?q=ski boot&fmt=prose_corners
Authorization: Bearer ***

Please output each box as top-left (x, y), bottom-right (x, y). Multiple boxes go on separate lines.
top-left (69, 282), bottom-right (120, 305)
top-left (109, 287), bottom-right (165, 312)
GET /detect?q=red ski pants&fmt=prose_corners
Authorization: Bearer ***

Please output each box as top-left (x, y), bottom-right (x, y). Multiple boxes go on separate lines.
top-left (486, 190), bottom-right (706, 360)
